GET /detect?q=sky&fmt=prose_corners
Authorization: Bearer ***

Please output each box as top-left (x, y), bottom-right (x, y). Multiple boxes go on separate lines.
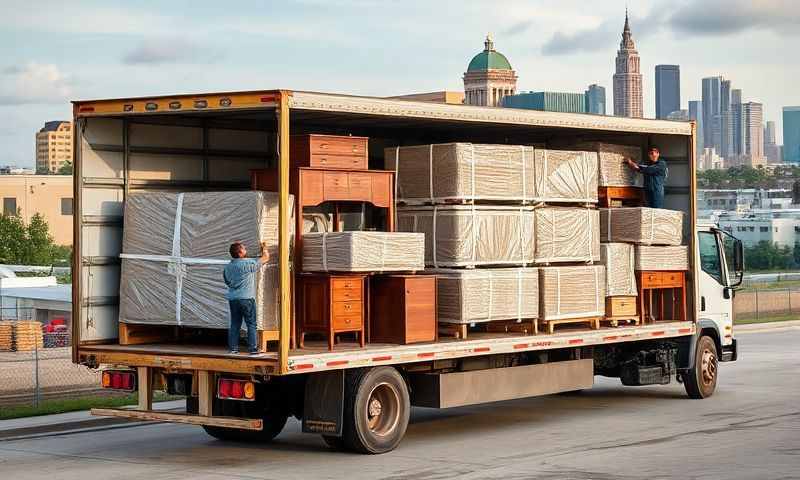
top-left (1, 0), bottom-right (798, 168)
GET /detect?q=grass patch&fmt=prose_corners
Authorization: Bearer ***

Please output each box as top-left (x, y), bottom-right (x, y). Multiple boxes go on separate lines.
top-left (742, 280), bottom-right (800, 291)
top-left (734, 312), bottom-right (800, 325)
top-left (0, 391), bottom-right (180, 421)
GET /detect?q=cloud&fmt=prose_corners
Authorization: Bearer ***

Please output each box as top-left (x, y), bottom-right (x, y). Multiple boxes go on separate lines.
top-left (0, 62), bottom-right (72, 105)
top-left (122, 38), bottom-right (222, 65)
top-left (502, 20), bottom-right (534, 37)
top-left (540, 20), bottom-right (618, 56)
top-left (668, 0), bottom-right (800, 36)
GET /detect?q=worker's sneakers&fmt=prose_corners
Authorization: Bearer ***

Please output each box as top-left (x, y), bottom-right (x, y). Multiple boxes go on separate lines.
top-left (248, 351), bottom-right (259, 356)
top-left (229, 350), bottom-right (239, 355)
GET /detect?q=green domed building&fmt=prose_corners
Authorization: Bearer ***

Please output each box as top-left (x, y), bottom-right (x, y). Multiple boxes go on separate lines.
top-left (463, 35), bottom-right (518, 107)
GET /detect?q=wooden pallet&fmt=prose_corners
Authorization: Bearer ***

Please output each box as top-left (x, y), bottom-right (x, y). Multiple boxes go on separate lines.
top-left (119, 323), bottom-right (280, 353)
top-left (540, 316), bottom-right (601, 335)
top-left (439, 319), bottom-right (538, 340)
top-left (598, 186), bottom-right (644, 208)
top-left (601, 316), bottom-right (640, 328)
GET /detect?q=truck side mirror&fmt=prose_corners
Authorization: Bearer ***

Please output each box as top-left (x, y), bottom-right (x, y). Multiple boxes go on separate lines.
top-left (733, 239), bottom-right (744, 273)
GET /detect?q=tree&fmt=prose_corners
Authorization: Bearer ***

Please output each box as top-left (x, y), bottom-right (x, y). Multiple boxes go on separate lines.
top-left (745, 241), bottom-right (794, 271)
top-left (57, 160), bottom-right (73, 175)
top-left (0, 212), bottom-right (27, 264)
top-left (0, 212), bottom-right (67, 266)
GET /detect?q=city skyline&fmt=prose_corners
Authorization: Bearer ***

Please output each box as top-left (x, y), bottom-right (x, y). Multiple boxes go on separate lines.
top-left (0, 0), bottom-right (797, 167)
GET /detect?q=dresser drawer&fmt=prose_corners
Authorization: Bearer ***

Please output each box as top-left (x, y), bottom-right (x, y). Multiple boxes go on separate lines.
top-left (333, 313), bottom-right (363, 330)
top-left (332, 277), bottom-right (362, 293)
top-left (640, 272), bottom-right (662, 287)
top-left (661, 272), bottom-right (684, 287)
top-left (606, 296), bottom-right (637, 317)
top-left (309, 135), bottom-right (367, 156)
top-left (332, 300), bottom-right (362, 317)
top-left (308, 154), bottom-right (367, 170)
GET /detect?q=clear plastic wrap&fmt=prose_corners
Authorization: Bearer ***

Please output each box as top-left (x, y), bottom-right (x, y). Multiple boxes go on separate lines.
top-left (119, 191), bottom-right (291, 331)
top-left (635, 245), bottom-right (689, 271)
top-left (301, 232), bottom-right (425, 272)
top-left (600, 207), bottom-right (684, 246)
top-left (433, 268), bottom-right (539, 324)
top-left (386, 144), bottom-right (597, 204)
top-left (539, 265), bottom-right (606, 320)
top-left (396, 206), bottom-right (536, 267)
top-left (534, 207), bottom-right (600, 264)
top-left (569, 142), bottom-right (643, 187)
top-left (600, 243), bottom-right (637, 296)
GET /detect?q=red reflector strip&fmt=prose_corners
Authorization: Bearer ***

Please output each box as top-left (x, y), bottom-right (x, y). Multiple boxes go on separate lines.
top-left (372, 355), bottom-right (392, 362)
top-left (678, 328), bottom-right (692, 334)
top-left (260, 95), bottom-right (278, 102)
top-left (326, 360), bottom-right (348, 367)
top-left (513, 343), bottom-right (528, 349)
top-left (79, 106), bottom-right (95, 112)
top-left (293, 363), bottom-right (314, 370)
top-left (473, 347), bottom-right (490, 353)
top-left (569, 339), bottom-right (584, 345)
top-left (651, 331), bottom-right (665, 337)
top-left (417, 352), bottom-right (435, 358)
top-left (603, 336), bottom-right (619, 341)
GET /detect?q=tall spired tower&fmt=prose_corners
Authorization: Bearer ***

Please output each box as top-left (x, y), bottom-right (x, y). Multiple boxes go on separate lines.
top-left (613, 10), bottom-right (643, 118)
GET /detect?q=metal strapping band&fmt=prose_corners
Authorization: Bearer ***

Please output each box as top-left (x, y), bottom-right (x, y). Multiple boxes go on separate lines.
top-left (543, 150), bottom-right (549, 199)
top-left (518, 208), bottom-right (525, 266)
top-left (173, 193), bottom-right (185, 325)
top-left (321, 232), bottom-right (328, 272)
top-left (556, 268), bottom-right (561, 316)
top-left (487, 271), bottom-right (494, 321)
top-left (432, 206), bottom-right (438, 268)
top-left (594, 266), bottom-right (600, 314)
top-left (429, 144), bottom-right (434, 202)
top-left (520, 146), bottom-right (527, 203)
top-left (471, 204), bottom-right (477, 265)
top-left (517, 268), bottom-right (523, 322)
top-left (470, 143), bottom-right (476, 201)
top-left (649, 208), bottom-right (655, 243)
top-left (586, 208), bottom-right (593, 260)
top-left (394, 146), bottom-right (400, 203)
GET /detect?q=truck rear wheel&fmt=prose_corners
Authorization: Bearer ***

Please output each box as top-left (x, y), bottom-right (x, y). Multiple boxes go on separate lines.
top-left (202, 396), bottom-right (288, 443)
top-left (340, 367), bottom-right (410, 454)
top-left (684, 335), bottom-right (718, 399)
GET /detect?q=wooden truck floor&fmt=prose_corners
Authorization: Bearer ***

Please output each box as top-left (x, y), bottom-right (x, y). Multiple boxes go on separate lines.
top-left (77, 321), bottom-right (695, 375)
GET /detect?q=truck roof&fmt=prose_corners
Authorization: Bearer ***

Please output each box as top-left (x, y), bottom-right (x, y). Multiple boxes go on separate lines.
top-left (72, 89), bottom-right (694, 137)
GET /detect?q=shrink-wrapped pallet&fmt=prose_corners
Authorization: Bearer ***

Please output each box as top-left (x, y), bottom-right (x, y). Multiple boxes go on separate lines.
top-left (534, 207), bottom-right (600, 264)
top-left (600, 207), bottom-right (683, 246)
top-left (396, 206), bottom-right (536, 267)
top-left (119, 191), bottom-right (293, 331)
top-left (600, 243), bottom-right (637, 296)
top-left (433, 268), bottom-right (539, 324)
top-left (386, 144), bottom-right (598, 204)
top-left (635, 245), bottom-right (689, 271)
top-left (539, 265), bottom-right (606, 320)
top-left (302, 232), bottom-right (425, 272)
top-left (570, 142), bottom-right (643, 187)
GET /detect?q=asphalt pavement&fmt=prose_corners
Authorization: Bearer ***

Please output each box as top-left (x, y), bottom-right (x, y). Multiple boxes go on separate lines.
top-left (0, 327), bottom-right (798, 480)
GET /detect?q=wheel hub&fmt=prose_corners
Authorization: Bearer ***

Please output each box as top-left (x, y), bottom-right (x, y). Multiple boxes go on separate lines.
top-left (366, 382), bottom-right (400, 436)
top-left (700, 349), bottom-right (717, 385)
top-left (368, 398), bottom-right (382, 417)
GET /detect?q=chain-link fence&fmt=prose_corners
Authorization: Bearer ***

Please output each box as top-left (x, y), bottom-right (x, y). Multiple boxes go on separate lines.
top-left (733, 287), bottom-right (800, 323)
top-left (0, 308), bottom-right (101, 408)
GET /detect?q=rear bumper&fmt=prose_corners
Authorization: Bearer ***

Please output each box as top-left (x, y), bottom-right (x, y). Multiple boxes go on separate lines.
top-left (91, 408), bottom-right (263, 430)
top-left (721, 338), bottom-right (738, 362)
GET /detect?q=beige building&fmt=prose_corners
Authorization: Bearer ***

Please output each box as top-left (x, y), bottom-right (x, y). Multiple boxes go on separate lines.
top-left (36, 121), bottom-right (73, 173)
top-left (613, 12), bottom-right (643, 118)
top-left (463, 35), bottom-right (517, 107)
top-left (389, 91), bottom-right (465, 104)
top-left (0, 175), bottom-right (73, 245)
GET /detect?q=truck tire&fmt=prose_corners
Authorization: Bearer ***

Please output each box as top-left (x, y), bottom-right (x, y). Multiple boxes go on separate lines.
top-left (202, 397), bottom-right (288, 443)
top-left (340, 367), bottom-right (410, 454)
top-left (684, 335), bottom-right (718, 399)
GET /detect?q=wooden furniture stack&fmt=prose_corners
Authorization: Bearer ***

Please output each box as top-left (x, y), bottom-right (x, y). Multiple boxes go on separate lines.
top-left (637, 271), bottom-right (688, 324)
top-left (253, 134), bottom-right (436, 350)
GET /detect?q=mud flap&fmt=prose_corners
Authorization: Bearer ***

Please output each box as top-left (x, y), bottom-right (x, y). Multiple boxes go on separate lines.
top-left (302, 370), bottom-right (344, 436)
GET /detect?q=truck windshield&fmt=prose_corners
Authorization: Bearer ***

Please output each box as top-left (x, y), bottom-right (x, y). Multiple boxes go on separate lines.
top-left (698, 231), bottom-right (723, 285)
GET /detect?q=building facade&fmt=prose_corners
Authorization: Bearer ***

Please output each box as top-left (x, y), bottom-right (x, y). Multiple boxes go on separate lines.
top-left (742, 102), bottom-right (766, 167)
top-left (613, 12), bottom-right (643, 118)
top-left (689, 100), bottom-right (704, 162)
top-left (390, 91), bottom-right (465, 104)
top-left (463, 35), bottom-right (517, 107)
top-left (784, 106), bottom-right (800, 163)
top-left (764, 120), bottom-right (781, 163)
top-left (701, 76), bottom-right (722, 153)
top-left (502, 91), bottom-right (587, 113)
top-left (585, 84), bottom-right (606, 115)
top-left (0, 175), bottom-right (73, 245)
top-left (655, 64), bottom-right (680, 119)
top-left (35, 121), bottom-right (73, 174)
top-left (730, 88), bottom-right (745, 157)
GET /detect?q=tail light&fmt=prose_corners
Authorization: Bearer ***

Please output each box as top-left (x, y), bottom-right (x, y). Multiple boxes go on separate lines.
top-left (217, 378), bottom-right (255, 401)
top-left (101, 370), bottom-right (137, 391)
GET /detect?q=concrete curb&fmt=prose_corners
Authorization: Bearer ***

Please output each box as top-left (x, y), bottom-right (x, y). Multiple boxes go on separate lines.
top-left (0, 400), bottom-right (184, 441)
top-left (735, 320), bottom-right (800, 333)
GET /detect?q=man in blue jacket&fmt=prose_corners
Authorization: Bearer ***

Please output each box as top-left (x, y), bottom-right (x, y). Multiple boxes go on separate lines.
top-left (626, 146), bottom-right (667, 208)
top-left (223, 241), bottom-right (269, 354)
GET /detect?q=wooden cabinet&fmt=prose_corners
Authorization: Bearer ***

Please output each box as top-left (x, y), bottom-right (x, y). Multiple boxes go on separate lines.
top-left (636, 270), bottom-right (687, 324)
top-left (606, 296), bottom-right (637, 317)
top-left (298, 273), bottom-right (366, 350)
top-left (370, 275), bottom-right (437, 345)
top-left (291, 134), bottom-right (368, 170)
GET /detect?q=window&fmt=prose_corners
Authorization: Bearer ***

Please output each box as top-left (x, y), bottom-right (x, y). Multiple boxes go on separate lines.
top-left (749, 227), bottom-right (755, 232)
top-left (61, 198), bottom-right (74, 215)
top-left (698, 231), bottom-right (724, 285)
top-left (760, 226), bottom-right (769, 232)
top-left (3, 197), bottom-right (17, 216)
top-left (794, 226), bottom-right (800, 233)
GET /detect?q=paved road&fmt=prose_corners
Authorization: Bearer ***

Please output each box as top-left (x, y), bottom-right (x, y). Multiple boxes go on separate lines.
top-left (1, 329), bottom-right (798, 480)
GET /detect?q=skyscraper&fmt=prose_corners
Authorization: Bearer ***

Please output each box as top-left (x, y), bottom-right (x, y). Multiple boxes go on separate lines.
top-left (784, 107), bottom-right (800, 163)
top-left (701, 76), bottom-right (722, 151)
top-left (765, 120), bottom-right (777, 145)
top-left (764, 120), bottom-right (780, 163)
top-left (502, 91), bottom-right (587, 113)
top-left (35, 121), bottom-right (73, 173)
top-left (730, 88), bottom-right (745, 157)
top-left (720, 80), bottom-right (734, 158)
top-left (613, 11), bottom-right (643, 118)
top-left (689, 100), bottom-right (704, 161)
top-left (585, 84), bottom-right (606, 115)
top-left (742, 102), bottom-right (765, 167)
top-left (655, 65), bottom-right (680, 119)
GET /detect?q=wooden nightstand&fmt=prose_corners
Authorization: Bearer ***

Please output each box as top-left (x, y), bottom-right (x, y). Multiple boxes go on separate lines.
top-left (636, 270), bottom-right (687, 324)
top-left (370, 275), bottom-right (437, 345)
top-left (298, 273), bottom-right (367, 351)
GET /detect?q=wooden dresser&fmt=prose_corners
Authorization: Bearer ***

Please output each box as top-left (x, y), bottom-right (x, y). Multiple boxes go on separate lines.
top-left (370, 275), bottom-right (437, 345)
top-left (298, 273), bottom-right (367, 350)
top-left (291, 134), bottom-right (368, 170)
top-left (636, 270), bottom-right (687, 324)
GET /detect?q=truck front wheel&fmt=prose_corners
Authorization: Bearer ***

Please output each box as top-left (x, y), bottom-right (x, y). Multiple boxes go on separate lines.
top-left (683, 335), bottom-right (718, 399)
top-left (339, 367), bottom-right (410, 454)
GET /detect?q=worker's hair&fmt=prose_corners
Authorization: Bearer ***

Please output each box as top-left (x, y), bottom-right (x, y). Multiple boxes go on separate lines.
top-left (229, 242), bottom-right (244, 258)
top-left (648, 146), bottom-right (660, 153)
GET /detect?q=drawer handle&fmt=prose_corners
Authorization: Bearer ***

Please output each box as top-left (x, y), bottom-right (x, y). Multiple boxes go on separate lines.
top-left (345, 318), bottom-right (351, 324)
top-left (352, 146), bottom-right (359, 152)
top-left (344, 304), bottom-right (352, 310)
top-left (320, 143), bottom-right (329, 150)
top-left (320, 157), bottom-right (327, 163)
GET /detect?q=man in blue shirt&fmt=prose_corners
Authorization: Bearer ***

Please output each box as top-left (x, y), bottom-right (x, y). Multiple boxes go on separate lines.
top-left (625, 146), bottom-right (668, 209)
top-left (223, 241), bottom-right (269, 354)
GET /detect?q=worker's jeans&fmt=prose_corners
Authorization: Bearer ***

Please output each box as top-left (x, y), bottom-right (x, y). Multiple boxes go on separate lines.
top-left (228, 298), bottom-right (258, 353)
top-left (645, 187), bottom-right (664, 209)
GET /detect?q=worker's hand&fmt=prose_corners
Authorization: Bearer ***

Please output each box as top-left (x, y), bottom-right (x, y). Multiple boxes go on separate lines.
top-left (625, 158), bottom-right (639, 170)
top-left (260, 242), bottom-right (269, 262)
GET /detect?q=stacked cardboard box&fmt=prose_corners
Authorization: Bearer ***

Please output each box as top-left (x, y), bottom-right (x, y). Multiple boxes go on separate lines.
top-left (539, 265), bottom-right (606, 321)
top-left (635, 245), bottom-right (690, 271)
top-left (569, 142), bottom-right (643, 187)
top-left (302, 232), bottom-right (425, 272)
top-left (600, 207), bottom-right (684, 246)
top-left (534, 207), bottom-right (600, 264)
top-left (119, 191), bottom-right (292, 331)
top-left (601, 243), bottom-right (637, 297)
